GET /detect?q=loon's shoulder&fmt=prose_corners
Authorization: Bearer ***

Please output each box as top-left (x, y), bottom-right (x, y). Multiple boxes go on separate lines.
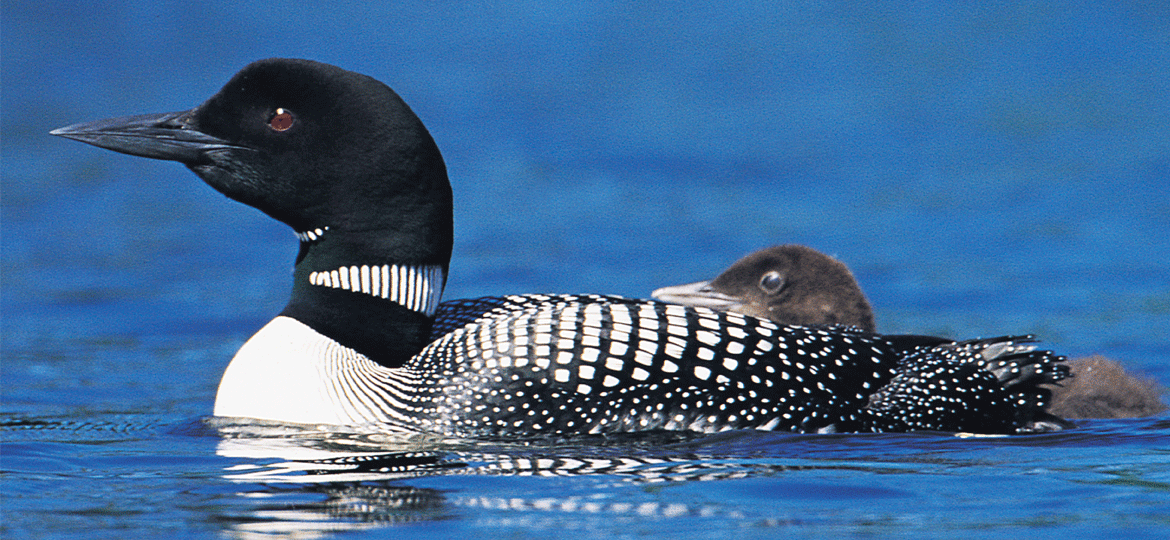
top-left (431, 294), bottom-right (651, 339)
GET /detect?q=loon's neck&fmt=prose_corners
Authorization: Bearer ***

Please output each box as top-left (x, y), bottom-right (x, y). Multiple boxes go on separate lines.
top-left (279, 226), bottom-right (449, 368)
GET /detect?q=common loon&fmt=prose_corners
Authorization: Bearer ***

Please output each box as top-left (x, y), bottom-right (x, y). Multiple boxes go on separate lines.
top-left (653, 245), bottom-right (1165, 420)
top-left (53, 58), bottom-right (1070, 437)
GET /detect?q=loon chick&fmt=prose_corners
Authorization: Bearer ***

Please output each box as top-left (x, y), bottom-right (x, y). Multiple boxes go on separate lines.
top-left (654, 245), bottom-right (1166, 420)
top-left (53, 58), bottom-right (1070, 437)
top-left (651, 245), bottom-right (876, 332)
top-left (1048, 356), bottom-right (1167, 419)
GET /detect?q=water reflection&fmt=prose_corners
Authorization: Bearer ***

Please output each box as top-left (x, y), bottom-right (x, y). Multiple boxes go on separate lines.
top-left (6, 412), bottom-right (1167, 538)
top-left (130, 416), bottom-right (1163, 538)
top-left (212, 419), bottom-right (829, 481)
top-left (224, 484), bottom-right (451, 537)
top-left (212, 419), bottom-right (794, 537)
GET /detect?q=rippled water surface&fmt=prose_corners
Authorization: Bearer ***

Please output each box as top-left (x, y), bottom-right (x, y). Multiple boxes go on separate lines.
top-left (4, 2), bottom-right (1169, 538)
top-left (3, 415), bottom-right (1169, 538)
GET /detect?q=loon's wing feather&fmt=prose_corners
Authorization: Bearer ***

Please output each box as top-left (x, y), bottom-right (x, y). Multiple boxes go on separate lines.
top-left (864, 336), bottom-right (1072, 433)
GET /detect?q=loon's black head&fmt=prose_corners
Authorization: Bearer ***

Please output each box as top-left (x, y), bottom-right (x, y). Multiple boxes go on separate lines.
top-left (652, 245), bottom-right (876, 332)
top-left (53, 59), bottom-right (454, 366)
top-left (52, 58), bottom-right (453, 267)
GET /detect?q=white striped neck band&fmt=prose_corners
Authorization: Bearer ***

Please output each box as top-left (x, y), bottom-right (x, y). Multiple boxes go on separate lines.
top-left (308, 264), bottom-right (444, 316)
top-left (295, 226), bottom-right (329, 242)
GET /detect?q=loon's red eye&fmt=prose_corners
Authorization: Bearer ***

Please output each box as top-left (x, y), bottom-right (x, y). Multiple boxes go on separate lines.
top-left (269, 108), bottom-right (294, 132)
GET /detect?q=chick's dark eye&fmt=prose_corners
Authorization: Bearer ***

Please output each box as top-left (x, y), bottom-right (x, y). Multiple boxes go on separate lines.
top-left (268, 108), bottom-right (295, 132)
top-left (759, 271), bottom-right (785, 294)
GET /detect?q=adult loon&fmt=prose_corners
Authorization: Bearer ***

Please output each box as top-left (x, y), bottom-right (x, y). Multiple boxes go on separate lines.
top-left (53, 58), bottom-right (1070, 437)
top-left (653, 245), bottom-right (1165, 419)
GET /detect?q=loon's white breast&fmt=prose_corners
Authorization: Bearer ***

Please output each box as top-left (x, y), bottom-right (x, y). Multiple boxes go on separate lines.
top-left (214, 316), bottom-right (415, 428)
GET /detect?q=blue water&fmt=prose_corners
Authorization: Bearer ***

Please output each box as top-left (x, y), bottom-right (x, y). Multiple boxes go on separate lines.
top-left (3, 2), bottom-right (1169, 538)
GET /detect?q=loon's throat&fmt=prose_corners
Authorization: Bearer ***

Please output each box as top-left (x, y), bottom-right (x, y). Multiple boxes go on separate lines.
top-left (281, 229), bottom-right (450, 367)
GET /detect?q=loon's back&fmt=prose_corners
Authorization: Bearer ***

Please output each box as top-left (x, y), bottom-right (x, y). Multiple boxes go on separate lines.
top-left (423, 294), bottom-right (1067, 436)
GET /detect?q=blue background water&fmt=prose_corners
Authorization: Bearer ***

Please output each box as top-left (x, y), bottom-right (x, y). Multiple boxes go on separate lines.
top-left (3, 1), bottom-right (1169, 538)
